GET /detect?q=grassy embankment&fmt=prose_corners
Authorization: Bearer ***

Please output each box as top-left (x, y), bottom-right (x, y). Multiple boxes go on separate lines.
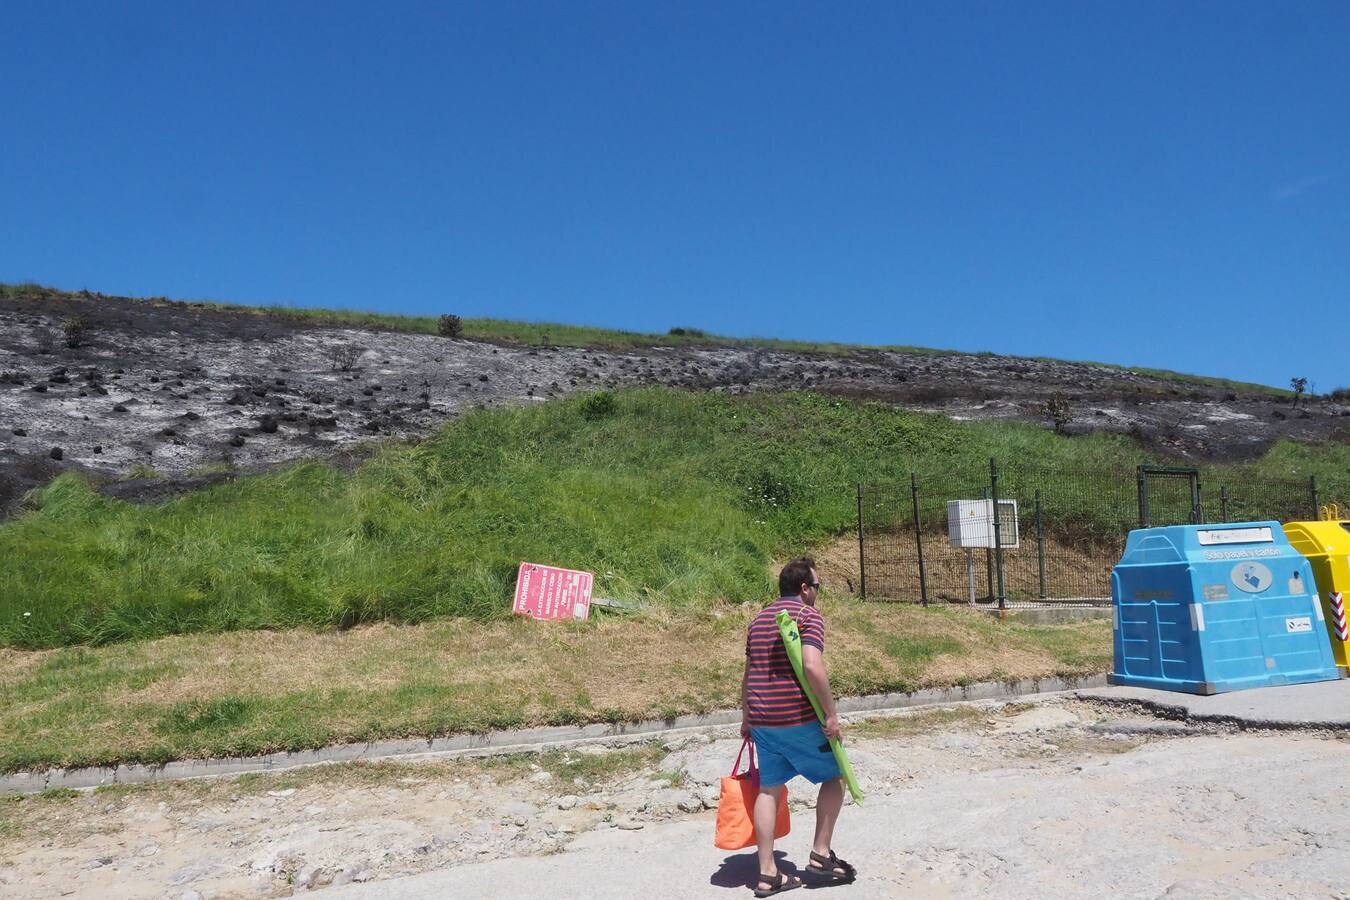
top-left (0, 605), bottom-right (1110, 771)
top-left (2, 388), bottom-right (1348, 771)
top-left (12, 387), bottom-right (1349, 650)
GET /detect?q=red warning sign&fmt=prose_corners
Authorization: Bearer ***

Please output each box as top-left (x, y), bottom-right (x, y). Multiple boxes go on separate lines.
top-left (513, 562), bottom-right (594, 621)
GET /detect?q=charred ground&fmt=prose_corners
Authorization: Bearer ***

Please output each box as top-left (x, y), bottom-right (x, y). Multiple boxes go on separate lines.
top-left (0, 289), bottom-right (1344, 519)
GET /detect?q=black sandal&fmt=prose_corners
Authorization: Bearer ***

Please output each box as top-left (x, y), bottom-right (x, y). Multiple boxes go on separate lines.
top-left (752, 871), bottom-right (803, 897)
top-left (806, 849), bottom-right (857, 885)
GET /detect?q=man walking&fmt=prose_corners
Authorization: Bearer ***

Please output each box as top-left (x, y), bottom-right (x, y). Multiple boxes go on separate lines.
top-left (741, 557), bottom-right (856, 896)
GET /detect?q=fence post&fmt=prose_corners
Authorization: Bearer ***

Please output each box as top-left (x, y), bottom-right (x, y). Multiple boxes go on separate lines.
top-left (1136, 465), bottom-right (1149, 529)
top-left (990, 457), bottom-right (1007, 610)
top-left (856, 484), bottom-right (867, 600)
top-left (982, 486), bottom-right (993, 601)
top-left (1311, 476), bottom-right (1320, 521)
top-left (1035, 488), bottom-right (1046, 599)
top-left (1190, 472), bottom-right (1203, 524)
top-left (1219, 485), bottom-right (1229, 523)
top-left (910, 473), bottom-right (928, 606)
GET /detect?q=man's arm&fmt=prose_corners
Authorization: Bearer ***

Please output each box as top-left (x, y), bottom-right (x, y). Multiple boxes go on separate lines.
top-left (801, 645), bottom-right (842, 741)
top-left (740, 659), bottom-right (751, 738)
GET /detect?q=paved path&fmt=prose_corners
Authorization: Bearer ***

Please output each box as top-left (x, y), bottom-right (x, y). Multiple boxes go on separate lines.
top-left (1079, 677), bottom-right (1350, 729)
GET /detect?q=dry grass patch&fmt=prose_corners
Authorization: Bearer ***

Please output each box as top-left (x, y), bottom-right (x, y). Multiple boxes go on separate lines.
top-left (827, 602), bottom-right (1108, 694)
top-left (0, 647), bottom-right (55, 681)
top-left (851, 705), bottom-right (987, 738)
top-left (0, 602), bottom-right (1108, 771)
top-left (917, 647), bottom-right (1057, 685)
top-left (116, 614), bottom-right (745, 714)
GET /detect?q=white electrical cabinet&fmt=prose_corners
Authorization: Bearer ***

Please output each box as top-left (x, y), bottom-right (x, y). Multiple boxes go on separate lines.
top-left (947, 499), bottom-right (1020, 549)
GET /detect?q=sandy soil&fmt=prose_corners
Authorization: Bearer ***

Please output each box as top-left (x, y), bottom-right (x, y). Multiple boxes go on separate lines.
top-left (2, 292), bottom-right (1345, 519)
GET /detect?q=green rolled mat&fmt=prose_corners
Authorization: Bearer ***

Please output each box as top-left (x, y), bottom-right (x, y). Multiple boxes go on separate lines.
top-left (775, 609), bottom-right (863, 804)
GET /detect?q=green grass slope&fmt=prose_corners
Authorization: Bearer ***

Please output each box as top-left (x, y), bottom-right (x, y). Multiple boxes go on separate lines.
top-left (3, 387), bottom-right (1348, 649)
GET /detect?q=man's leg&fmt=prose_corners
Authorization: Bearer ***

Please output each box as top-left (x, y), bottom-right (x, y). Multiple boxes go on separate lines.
top-left (754, 784), bottom-right (786, 887)
top-left (811, 776), bottom-right (844, 861)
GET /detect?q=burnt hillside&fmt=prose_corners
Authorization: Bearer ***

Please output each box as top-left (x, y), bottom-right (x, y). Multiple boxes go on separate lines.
top-left (0, 290), bottom-right (1344, 519)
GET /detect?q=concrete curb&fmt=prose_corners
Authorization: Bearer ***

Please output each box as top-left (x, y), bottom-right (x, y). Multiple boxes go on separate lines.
top-left (1, 673), bottom-right (1109, 796)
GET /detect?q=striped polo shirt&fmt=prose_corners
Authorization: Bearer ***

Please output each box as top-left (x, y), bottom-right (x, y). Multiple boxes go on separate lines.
top-left (744, 597), bottom-right (826, 728)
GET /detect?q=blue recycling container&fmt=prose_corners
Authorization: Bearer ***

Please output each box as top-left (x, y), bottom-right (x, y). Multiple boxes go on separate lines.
top-left (1111, 521), bottom-right (1339, 695)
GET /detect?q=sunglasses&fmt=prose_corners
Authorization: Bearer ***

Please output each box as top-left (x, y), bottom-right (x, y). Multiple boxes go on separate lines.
top-left (807, 581), bottom-right (822, 589)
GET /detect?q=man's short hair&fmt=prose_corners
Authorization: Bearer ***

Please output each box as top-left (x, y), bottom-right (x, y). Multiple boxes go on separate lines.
top-left (778, 557), bottom-right (816, 597)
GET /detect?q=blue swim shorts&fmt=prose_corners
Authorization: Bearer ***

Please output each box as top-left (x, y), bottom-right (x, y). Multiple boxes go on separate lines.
top-left (750, 722), bottom-right (841, 787)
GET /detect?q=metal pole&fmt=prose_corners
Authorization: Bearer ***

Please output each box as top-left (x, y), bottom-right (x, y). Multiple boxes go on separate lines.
top-left (1190, 473), bottom-right (1202, 524)
top-left (1219, 485), bottom-right (1228, 523)
top-left (1311, 475), bottom-right (1320, 522)
top-left (856, 484), bottom-right (867, 600)
top-left (1137, 465), bottom-right (1149, 529)
top-left (910, 473), bottom-right (928, 606)
top-left (988, 545), bottom-right (999, 601)
top-left (1035, 488), bottom-right (1046, 599)
top-left (990, 457), bottom-right (1007, 610)
top-left (982, 486), bottom-right (993, 602)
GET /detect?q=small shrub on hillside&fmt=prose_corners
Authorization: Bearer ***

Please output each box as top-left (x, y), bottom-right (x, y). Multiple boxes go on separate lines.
top-left (1043, 395), bottom-right (1072, 435)
top-left (326, 343), bottom-right (365, 372)
top-left (578, 390), bottom-right (617, 420)
top-left (668, 327), bottom-right (706, 338)
top-left (33, 328), bottom-right (56, 354)
top-left (62, 316), bottom-right (91, 348)
top-left (1329, 387), bottom-right (1350, 403)
top-left (437, 314), bottom-right (464, 338)
top-left (1290, 376), bottom-right (1308, 409)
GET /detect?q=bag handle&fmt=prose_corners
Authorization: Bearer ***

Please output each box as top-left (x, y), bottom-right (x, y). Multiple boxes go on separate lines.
top-left (731, 737), bottom-right (756, 776)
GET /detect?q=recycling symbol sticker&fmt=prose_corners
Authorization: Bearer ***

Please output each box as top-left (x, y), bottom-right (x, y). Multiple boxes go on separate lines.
top-left (1230, 562), bottom-right (1273, 594)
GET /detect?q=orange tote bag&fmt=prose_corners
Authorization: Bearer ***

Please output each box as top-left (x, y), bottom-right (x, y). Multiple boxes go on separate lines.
top-left (714, 738), bottom-right (790, 850)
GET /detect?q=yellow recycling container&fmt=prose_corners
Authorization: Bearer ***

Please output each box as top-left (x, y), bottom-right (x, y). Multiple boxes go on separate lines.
top-left (1283, 519), bottom-right (1350, 673)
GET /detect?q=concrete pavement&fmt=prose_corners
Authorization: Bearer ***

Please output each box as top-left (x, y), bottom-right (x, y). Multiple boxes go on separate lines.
top-left (1079, 676), bottom-right (1350, 729)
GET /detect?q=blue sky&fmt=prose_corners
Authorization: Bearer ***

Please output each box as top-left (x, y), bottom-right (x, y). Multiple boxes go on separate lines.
top-left (2, 2), bottom-right (1347, 391)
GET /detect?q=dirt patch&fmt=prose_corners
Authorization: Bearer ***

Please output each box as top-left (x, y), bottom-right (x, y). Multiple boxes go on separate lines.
top-left (857, 529), bottom-right (1120, 603)
top-left (793, 534), bottom-right (864, 597)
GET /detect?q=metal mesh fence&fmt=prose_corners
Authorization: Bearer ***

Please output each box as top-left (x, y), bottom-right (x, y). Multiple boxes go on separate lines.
top-left (858, 462), bottom-right (1350, 609)
top-left (1213, 476), bottom-right (1320, 525)
top-left (994, 465), bottom-right (1136, 606)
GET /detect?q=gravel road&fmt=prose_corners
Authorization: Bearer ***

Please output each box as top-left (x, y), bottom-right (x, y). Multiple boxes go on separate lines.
top-left (325, 730), bottom-right (1350, 900)
top-left (4, 698), bottom-right (1348, 899)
